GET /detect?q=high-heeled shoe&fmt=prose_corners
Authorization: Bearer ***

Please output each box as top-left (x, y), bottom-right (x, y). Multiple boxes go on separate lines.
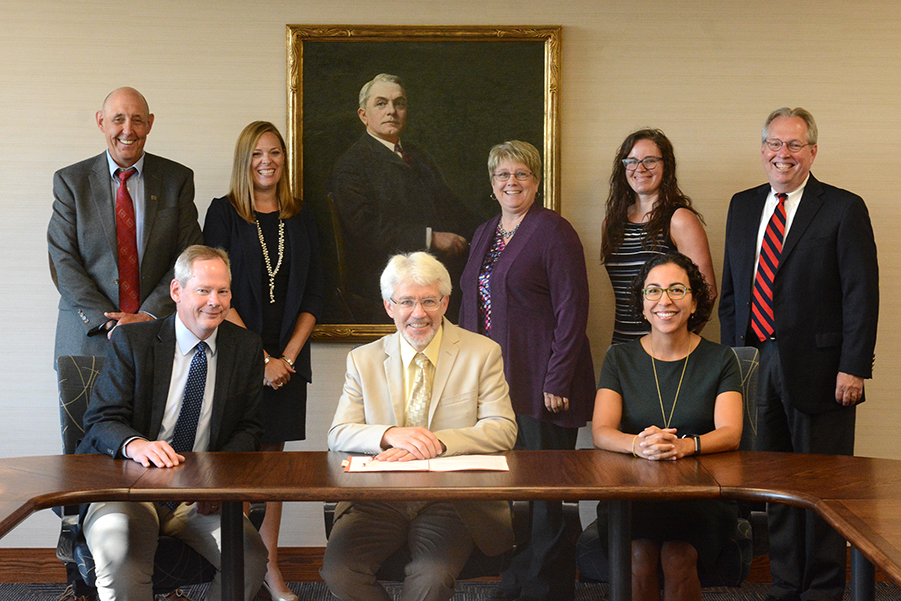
top-left (262, 579), bottom-right (298, 601)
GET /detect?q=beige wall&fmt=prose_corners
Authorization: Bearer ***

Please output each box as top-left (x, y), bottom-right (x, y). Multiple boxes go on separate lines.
top-left (1, 0), bottom-right (898, 548)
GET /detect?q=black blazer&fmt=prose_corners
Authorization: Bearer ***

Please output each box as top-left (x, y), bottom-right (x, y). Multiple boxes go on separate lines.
top-left (203, 197), bottom-right (324, 382)
top-left (328, 133), bottom-right (479, 307)
top-left (719, 174), bottom-right (878, 414)
top-left (77, 314), bottom-right (264, 457)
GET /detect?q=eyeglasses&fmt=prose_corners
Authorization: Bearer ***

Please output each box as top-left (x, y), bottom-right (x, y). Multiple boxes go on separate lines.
top-left (390, 296), bottom-right (444, 311)
top-left (622, 157), bottom-right (662, 171)
top-left (764, 139), bottom-right (811, 153)
top-left (642, 285), bottom-right (691, 301)
top-left (493, 171), bottom-right (533, 182)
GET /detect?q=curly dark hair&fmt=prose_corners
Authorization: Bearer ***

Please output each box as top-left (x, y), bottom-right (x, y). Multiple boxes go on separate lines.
top-left (600, 129), bottom-right (703, 262)
top-left (629, 252), bottom-right (713, 332)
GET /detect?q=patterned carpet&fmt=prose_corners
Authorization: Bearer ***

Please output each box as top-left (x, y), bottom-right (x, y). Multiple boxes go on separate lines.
top-left (2, 581), bottom-right (901, 600)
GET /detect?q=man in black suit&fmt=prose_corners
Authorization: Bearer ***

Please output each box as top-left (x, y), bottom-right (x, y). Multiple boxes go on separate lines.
top-left (329, 73), bottom-right (478, 322)
top-left (48, 86), bottom-right (202, 362)
top-left (720, 107), bottom-right (879, 601)
top-left (77, 245), bottom-right (267, 601)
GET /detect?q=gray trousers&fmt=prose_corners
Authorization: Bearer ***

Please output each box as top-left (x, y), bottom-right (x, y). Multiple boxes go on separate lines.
top-left (83, 501), bottom-right (267, 601)
top-left (320, 501), bottom-right (475, 601)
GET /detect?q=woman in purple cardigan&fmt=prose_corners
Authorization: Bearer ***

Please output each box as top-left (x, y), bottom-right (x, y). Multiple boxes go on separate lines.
top-left (459, 140), bottom-right (595, 601)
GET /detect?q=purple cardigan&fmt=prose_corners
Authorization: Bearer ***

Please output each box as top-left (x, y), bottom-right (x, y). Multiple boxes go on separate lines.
top-left (459, 204), bottom-right (595, 428)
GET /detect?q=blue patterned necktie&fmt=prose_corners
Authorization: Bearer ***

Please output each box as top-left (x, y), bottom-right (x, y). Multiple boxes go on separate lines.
top-left (171, 341), bottom-right (208, 453)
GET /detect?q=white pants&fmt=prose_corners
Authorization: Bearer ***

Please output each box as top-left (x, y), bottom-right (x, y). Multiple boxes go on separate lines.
top-left (83, 501), bottom-right (267, 601)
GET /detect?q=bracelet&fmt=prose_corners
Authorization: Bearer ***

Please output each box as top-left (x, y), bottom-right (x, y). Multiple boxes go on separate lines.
top-left (631, 435), bottom-right (639, 457)
top-left (263, 353), bottom-right (270, 364)
top-left (281, 356), bottom-right (295, 368)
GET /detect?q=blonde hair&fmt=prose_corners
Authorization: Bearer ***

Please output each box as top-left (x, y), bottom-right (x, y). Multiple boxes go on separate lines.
top-left (227, 121), bottom-right (299, 223)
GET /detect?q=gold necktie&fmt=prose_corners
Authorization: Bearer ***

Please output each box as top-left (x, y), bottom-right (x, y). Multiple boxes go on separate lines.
top-left (405, 353), bottom-right (431, 427)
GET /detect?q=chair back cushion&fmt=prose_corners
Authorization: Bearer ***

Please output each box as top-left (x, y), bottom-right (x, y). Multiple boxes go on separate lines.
top-left (57, 356), bottom-right (105, 454)
top-left (730, 347), bottom-right (759, 452)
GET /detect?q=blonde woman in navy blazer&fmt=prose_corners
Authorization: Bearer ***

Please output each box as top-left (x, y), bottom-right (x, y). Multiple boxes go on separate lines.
top-left (459, 140), bottom-right (594, 601)
top-left (203, 121), bottom-right (324, 601)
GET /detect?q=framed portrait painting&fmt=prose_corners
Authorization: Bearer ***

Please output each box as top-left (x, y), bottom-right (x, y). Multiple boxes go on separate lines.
top-left (286, 24), bottom-right (562, 341)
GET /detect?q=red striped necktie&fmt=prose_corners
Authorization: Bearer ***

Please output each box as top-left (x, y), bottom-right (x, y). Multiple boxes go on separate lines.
top-left (751, 192), bottom-right (788, 341)
top-left (115, 168), bottom-right (140, 314)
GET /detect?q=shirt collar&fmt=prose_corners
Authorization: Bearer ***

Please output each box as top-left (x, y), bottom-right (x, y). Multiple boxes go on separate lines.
top-left (105, 150), bottom-right (145, 181)
top-left (174, 313), bottom-right (218, 357)
top-left (771, 173), bottom-right (810, 205)
top-left (399, 322), bottom-right (443, 369)
top-left (367, 131), bottom-right (402, 153)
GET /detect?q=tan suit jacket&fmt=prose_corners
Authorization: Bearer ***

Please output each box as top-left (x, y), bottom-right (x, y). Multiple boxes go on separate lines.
top-left (328, 319), bottom-right (518, 556)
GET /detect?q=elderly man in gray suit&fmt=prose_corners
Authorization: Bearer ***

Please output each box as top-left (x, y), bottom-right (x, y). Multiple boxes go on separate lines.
top-left (320, 252), bottom-right (518, 601)
top-left (48, 86), bottom-right (202, 361)
top-left (48, 86), bottom-right (202, 601)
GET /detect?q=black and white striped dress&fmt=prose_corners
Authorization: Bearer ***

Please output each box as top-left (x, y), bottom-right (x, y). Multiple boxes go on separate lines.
top-left (605, 221), bottom-right (674, 344)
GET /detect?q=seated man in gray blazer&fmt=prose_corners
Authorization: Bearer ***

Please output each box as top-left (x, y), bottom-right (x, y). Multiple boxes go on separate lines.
top-left (48, 86), bottom-right (202, 362)
top-left (77, 246), bottom-right (267, 601)
top-left (320, 252), bottom-right (518, 601)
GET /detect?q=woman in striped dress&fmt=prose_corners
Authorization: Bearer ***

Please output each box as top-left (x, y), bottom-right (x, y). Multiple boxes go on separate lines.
top-left (601, 129), bottom-right (716, 343)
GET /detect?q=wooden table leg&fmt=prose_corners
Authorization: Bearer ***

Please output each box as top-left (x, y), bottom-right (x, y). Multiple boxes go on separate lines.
top-left (850, 547), bottom-right (875, 601)
top-left (608, 499), bottom-right (632, 601)
top-left (221, 501), bottom-right (244, 601)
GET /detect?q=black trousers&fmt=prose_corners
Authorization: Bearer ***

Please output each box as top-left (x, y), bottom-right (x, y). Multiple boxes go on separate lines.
top-left (498, 414), bottom-right (579, 601)
top-left (756, 340), bottom-right (857, 601)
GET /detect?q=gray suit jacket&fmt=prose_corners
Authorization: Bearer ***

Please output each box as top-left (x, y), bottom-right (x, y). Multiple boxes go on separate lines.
top-left (77, 314), bottom-right (264, 457)
top-left (48, 151), bottom-right (202, 360)
top-left (328, 319), bottom-right (518, 556)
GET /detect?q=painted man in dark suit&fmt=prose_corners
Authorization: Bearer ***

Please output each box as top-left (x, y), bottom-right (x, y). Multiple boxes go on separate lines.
top-left (77, 245), bottom-right (267, 601)
top-left (720, 107), bottom-right (879, 601)
top-left (48, 86), bottom-right (202, 361)
top-left (329, 73), bottom-right (478, 322)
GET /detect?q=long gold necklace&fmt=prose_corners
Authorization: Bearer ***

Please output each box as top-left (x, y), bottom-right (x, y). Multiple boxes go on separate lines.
top-left (650, 337), bottom-right (691, 429)
top-left (255, 208), bottom-right (284, 304)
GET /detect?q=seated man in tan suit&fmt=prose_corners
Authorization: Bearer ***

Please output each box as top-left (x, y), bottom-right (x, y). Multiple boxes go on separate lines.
top-left (320, 252), bottom-right (518, 601)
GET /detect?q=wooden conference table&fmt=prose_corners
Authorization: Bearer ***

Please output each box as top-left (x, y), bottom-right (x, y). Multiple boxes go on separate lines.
top-left (1, 450), bottom-right (899, 601)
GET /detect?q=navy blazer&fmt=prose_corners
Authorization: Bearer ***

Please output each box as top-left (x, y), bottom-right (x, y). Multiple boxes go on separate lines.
top-left (203, 197), bottom-right (324, 383)
top-left (719, 174), bottom-right (878, 414)
top-left (77, 315), bottom-right (264, 457)
top-left (459, 204), bottom-right (595, 428)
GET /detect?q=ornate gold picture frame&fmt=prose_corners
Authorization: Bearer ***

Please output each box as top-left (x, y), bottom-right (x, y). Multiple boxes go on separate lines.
top-left (286, 24), bottom-right (562, 342)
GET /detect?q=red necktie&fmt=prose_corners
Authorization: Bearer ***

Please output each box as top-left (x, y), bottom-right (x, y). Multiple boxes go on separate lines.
top-left (394, 143), bottom-right (413, 166)
top-left (751, 193), bottom-right (788, 341)
top-left (115, 168), bottom-right (140, 314)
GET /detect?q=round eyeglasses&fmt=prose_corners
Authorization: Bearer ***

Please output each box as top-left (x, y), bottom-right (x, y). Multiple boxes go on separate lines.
top-left (764, 139), bottom-right (811, 153)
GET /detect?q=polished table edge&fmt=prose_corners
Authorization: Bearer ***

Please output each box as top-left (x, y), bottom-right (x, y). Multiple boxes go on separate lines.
top-left (0, 449), bottom-right (898, 599)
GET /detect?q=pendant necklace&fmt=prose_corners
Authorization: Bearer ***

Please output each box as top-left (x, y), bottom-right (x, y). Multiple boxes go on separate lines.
top-left (255, 206), bottom-right (284, 304)
top-left (497, 218), bottom-right (522, 239)
top-left (650, 336), bottom-right (691, 429)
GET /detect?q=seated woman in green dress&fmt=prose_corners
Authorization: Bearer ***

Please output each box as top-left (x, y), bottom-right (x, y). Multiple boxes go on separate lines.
top-left (593, 252), bottom-right (743, 601)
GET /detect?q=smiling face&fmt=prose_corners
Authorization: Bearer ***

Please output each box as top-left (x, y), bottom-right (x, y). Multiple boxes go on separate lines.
top-left (384, 280), bottom-right (448, 351)
top-left (761, 115), bottom-right (817, 194)
top-left (250, 131), bottom-right (285, 195)
top-left (358, 81), bottom-right (407, 144)
top-left (626, 138), bottom-right (664, 200)
top-left (170, 258), bottom-right (232, 340)
top-left (96, 88), bottom-right (154, 168)
top-left (642, 262), bottom-right (697, 335)
top-left (491, 160), bottom-right (540, 217)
